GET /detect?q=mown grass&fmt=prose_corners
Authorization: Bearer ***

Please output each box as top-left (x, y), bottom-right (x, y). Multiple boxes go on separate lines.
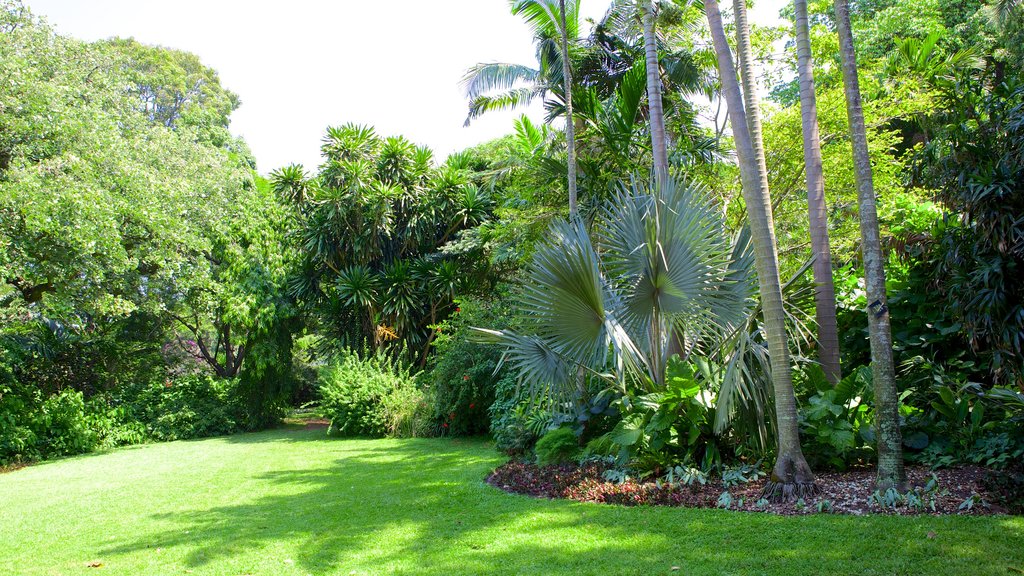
top-left (1, 427), bottom-right (1021, 575)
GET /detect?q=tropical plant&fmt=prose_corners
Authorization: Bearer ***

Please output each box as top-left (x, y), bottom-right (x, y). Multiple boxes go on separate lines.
top-left (835, 0), bottom-right (907, 490)
top-left (793, 0), bottom-right (842, 384)
top-left (639, 0), bottom-right (669, 182)
top-left (477, 175), bottom-right (746, 465)
top-left (703, 0), bottom-right (816, 499)
top-left (461, 0), bottom-right (580, 124)
top-left (276, 124), bottom-right (496, 361)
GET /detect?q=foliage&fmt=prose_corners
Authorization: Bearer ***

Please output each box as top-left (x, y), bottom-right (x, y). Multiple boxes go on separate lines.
top-left (317, 352), bottom-right (426, 438)
top-left (534, 426), bottom-right (580, 466)
top-left (795, 365), bottom-right (875, 470)
top-left (0, 1), bottom-right (296, 464)
top-left (0, 372), bottom-right (247, 465)
top-left (600, 358), bottom-right (725, 474)
top-left (123, 376), bottom-right (243, 442)
top-left (422, 294), bottom-right (517, 436)
top-left (913, 76), bottom-right (1024, 388)
top-left (276, 124), bottom-right (495, 362)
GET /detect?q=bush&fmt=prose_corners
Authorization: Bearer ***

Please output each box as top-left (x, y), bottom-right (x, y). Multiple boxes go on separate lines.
top-left (535, 427), bottom-right (580, 466)
top-left (36, 390), bottom-right (98, 457)
top-left (125, 375), bottom-right (244, 441)
top-left (423, 294), bottom-right (515, 436)
top-left (318, 352), bottom-right (426, 438)
top-left (488, 374), bottom-right (544, 454)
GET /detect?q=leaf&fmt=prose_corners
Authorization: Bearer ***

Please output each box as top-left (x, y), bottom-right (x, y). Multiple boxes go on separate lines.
top-left (830, 429), bottom-right (856, 451)
top-left (938, 387), bottom-right (955, 406)
top-left (903, 431), bottom-right (930, 450)
top-left (970, 402), bottom-right (985, 430)
top-left (612, 426), bottom-right (643, 447)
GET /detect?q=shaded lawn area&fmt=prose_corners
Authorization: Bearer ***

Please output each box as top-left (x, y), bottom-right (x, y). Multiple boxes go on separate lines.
top-left (1, 428), bottom-right (1021, 576)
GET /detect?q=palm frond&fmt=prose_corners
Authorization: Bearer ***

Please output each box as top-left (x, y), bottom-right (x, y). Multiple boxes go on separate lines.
top-left (460, 62), bottom-right (540, 99)
top-left (465, 87), bottom-right (544, 126)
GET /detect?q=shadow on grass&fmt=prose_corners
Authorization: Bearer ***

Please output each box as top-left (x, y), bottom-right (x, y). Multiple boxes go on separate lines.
top-left (99, 435), bottom-right (1024, 575)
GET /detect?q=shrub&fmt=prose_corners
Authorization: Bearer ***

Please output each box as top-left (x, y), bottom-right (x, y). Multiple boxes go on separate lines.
top-left (36, 389), bottom-right (98, 457)
top-left (318, 352), bottom-right (425, 438)
top-left (0, 380), bottom-right (41, 465)
top-left (423, 294), bottom-right (515, 436)
top-left (535, 427), bottom-right (580, 466)
top-left (488, 374), bottom-right (544, 454)
top-left (124, 375), bottom-right (243, 441)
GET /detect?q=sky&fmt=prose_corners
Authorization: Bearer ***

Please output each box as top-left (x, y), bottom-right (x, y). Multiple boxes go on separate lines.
top-left (28, 0), bottom-right (784, 173)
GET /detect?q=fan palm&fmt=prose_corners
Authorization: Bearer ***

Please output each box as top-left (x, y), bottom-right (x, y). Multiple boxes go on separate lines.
top-left (476, 175), bottom-right (745, 408)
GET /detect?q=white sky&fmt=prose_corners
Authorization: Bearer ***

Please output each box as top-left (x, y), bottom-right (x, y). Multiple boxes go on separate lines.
top-left (27, 0), bottom-right (784, 174)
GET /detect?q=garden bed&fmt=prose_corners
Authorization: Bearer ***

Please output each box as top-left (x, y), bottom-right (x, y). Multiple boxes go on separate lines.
top-left (487, 461), bottom-right (1018, 516)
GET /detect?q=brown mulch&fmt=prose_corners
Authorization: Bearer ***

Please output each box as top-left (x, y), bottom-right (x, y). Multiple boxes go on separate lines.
top-left (486, 461), bottom-right (1014, 515)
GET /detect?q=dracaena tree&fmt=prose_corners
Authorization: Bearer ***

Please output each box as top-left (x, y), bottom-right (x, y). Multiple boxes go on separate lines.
top-left (274, 124), bottom-right (495, 363)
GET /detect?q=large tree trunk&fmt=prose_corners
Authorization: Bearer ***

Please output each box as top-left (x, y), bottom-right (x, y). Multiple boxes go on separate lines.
top-left (794, 0), bottom-right (843, 385)
top-left (706, 0), bottom-right (816, 499)
top-left (834, 0), bottom-right (906, 491)
top-left (559, 0), bottom-right (578, 216)
top-left (640, 0), bottom-right (669, 183)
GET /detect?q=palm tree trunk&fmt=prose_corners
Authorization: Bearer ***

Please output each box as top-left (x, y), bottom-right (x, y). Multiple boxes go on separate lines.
top-left (834, 0), bottom-right (906, 491)
top-left (794, 0), bottom-right (843, 385)
top-left (640, 0), bottom-right (669, 183)
top-left (559, 0), bottom-right (578, 216)
top-left (705, 0), bottom-right (816, 499)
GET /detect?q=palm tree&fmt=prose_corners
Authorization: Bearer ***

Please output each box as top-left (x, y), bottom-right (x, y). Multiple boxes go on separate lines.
top-left (834, 0), bottom-right (906, 491)
top-left (460, 0), bottom-right (579, 125)
top-left (558, 0), bottom-right (579, 216)
top-left (704, 0), bottom-right (816, 498)
top-left (476, 175), bottom-right (743, 411)
top-left (639, 0), bottom-right (669, 182)
top-left (793, 0), bottom-right (842, 384)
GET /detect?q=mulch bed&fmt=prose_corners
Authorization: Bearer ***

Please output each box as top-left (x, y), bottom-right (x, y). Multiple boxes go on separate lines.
top-left (486, 461), bottom-right (1016, 515)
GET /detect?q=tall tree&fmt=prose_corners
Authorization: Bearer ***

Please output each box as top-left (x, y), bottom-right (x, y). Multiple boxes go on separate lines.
top-left (558, 0), bottom-right (579, 216)
top-left (834, 0), bottom-right (906, 490)
top-left (461, 0), bottom-right (579, 124)
top-left (704, 0), bottom-right (816, 498)
top-left (793, 0), bottom-right (842, 384)
top-left (639, 0), bottom-right (669, 182)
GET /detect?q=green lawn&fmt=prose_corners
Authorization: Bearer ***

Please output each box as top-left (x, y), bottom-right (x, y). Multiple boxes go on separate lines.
top-left (1, 428), bottom-right (1021, 576)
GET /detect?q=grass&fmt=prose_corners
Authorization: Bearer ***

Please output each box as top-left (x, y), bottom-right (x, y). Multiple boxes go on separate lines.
top-left (1, 428), bottom-right (1022, 576)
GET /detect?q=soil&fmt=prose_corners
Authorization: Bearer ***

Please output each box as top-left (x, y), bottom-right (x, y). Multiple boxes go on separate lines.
top-left (282, 417), bottom-right (331, 430)
top-left (486, 461), bottom-right (1016, 516)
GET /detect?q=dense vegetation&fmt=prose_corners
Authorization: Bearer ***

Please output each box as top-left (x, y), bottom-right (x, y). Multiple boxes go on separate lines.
top-left (2, 0), bottom-right (1023, 515)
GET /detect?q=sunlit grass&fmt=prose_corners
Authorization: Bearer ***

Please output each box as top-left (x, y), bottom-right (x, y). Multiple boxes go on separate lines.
top-left (1, 428), bottom-right (1021, 575)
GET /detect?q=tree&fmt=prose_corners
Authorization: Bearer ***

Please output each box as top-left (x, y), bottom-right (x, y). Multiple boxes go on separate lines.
top-left (461, 0), bottom-right (579, 124)
top-left (477, 175), bottom-right (744, 431)
top-left (639, 0), bottom-right (669, 182)
top-left (704, 0), bottom-right (816, 498)
top-left (834, 0), bottom-right (906, 490)
top-left (558, 0), bottom-right (579, 216)
top-left (793, 0), bottom-right (842, 384)
top-left (278, 124), bottom-right (495, 362)
top-left (168, 179), bottom-right (296, 380)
